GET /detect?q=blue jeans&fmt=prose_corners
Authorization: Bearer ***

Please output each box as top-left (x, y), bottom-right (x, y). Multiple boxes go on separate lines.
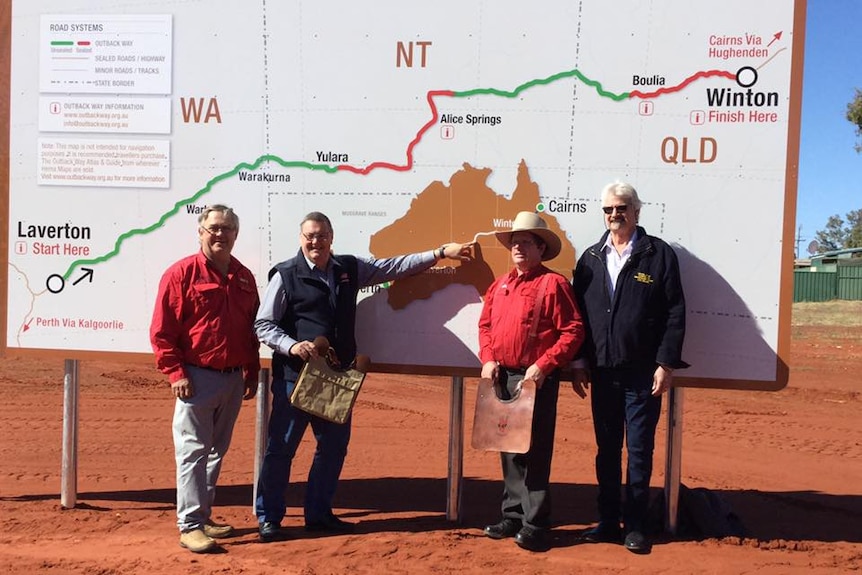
top-left (590, 367), bottom-right (662, 533)
top-left (255, 377), bottom-right (351, 525)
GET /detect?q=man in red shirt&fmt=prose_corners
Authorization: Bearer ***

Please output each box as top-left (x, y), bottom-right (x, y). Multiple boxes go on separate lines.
top-left (150, 204), bottom-right (260, 553)
top-left (478, 211), bottom-right (585, 552)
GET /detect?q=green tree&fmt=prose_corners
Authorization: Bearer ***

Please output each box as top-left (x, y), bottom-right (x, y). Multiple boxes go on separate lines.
top-left (835, 91), bottom-right (862, 255)
top-left (849, 88), bottom-right (862, 153)
top-left (815, 215), bottom-right (845, 252)
top-left (815, 209), bottom-right (862, 253)
top-left (848, 209), bottom-right (862, 249)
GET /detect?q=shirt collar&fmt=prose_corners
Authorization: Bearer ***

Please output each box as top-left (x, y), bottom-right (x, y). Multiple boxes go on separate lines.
top-left (196, 250), bottom-right (237, 273)
top-left (507, 264), bottom-right (546, 281)
top-left (304, 254), bottom-right (331, 273)
top-left (602, 229), bottom-right (639, 255)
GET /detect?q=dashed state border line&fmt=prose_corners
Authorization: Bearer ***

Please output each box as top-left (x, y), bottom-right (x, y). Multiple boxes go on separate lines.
top-left (59, 67), bottom-right (737, 281)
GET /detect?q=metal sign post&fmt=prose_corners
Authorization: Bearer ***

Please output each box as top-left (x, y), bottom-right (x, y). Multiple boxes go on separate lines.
top-left (446, 376), bottom-right (465, 522)
top-left (664, 386), bottom-right (684, 534)
top-left (61, 359), bottom-right (79, 509)
top-left (253, 367), bottom-right (271, 512)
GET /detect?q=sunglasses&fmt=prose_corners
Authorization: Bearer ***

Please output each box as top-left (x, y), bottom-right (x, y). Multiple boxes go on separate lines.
top-left (602, 205), bottom-right (628, 215)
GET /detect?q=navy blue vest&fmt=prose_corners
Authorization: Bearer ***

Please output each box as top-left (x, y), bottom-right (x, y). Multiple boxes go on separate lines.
top-left (270, 251), bottom-right (360, 381)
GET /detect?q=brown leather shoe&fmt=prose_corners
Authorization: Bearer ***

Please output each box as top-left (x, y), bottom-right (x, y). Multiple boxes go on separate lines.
top-left (179, 529), bottom-right (217, 553)
top-left (204, 521), bottom-right (234, 539)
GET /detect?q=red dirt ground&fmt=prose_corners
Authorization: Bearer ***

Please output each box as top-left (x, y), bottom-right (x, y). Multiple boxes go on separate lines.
top-left (1, 324), bottom-right (860, 574)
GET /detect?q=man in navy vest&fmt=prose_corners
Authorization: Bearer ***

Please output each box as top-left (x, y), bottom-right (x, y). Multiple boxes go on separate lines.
top-left (254, 211), bottom-right (473, 542)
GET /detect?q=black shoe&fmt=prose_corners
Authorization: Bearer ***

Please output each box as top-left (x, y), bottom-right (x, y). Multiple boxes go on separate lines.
top-left (514, 526), bottom-right (549, 552)
top-left (624, 530), bottom-right (651, 554)
top-left (581, 522), bottom-right (623, 544)
top-left (258, 521), bottom-right (287, 543)
top-left (305, 514), bottom-right (355, 533)
top-left (483, 518), bottom-right (522, 540)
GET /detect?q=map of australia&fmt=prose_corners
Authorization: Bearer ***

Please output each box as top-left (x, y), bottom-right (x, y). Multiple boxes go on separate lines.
top-left (369, 160), bottom-right (576, 310)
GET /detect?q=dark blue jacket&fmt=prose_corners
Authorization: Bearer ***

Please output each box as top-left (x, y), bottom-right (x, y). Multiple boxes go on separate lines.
top-left (572, 226), bottom-right (688, 371)
top-left (270, 252), bottom-right (359, 381)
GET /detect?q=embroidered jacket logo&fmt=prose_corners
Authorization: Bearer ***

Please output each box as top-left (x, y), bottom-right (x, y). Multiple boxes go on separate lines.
top-left (634, 272), bottom-right (653, 284)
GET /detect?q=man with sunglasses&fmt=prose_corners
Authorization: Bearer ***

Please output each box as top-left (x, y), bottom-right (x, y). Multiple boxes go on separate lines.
top-left (571, 182), bottom-right (687, 554)
top-left (150, 204), bottom-right (261, 553)
top-left (254, 211), bottom-right (473, 542)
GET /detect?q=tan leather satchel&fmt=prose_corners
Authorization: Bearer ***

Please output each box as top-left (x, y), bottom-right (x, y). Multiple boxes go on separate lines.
top-left (291, 337), bottom-right (370, 424)
top-left (471, 272), bottom-right (552, 453)
top-left (470, 377), bottom-right (536, 454)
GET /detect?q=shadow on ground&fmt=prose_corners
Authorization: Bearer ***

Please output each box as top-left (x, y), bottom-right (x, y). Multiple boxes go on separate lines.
top-left (3, 478), bottom-right (859, 543)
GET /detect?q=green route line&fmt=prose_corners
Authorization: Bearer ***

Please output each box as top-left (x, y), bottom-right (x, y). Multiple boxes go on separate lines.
top-left (61, 156), bottom-right (336, 280)
top-left (452, 68), bottom-right (629, 101)
top-left (60, 67), bottom-right (682, 281)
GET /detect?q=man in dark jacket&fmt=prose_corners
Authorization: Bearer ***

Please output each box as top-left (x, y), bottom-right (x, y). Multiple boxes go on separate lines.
top-left (571, 181), bottom-right (687, 554)
top-left (254, 211), bottom-right (473, 542)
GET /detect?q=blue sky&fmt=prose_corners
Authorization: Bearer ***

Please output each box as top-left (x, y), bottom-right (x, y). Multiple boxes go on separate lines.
top-left (796, 0), bottom-right (862, 255)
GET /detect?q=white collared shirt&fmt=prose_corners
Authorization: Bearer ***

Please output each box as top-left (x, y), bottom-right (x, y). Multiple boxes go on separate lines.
top-left (304, 254), bottom-right (332, 287)
top-left (602, 229), bottom-right (638, 298)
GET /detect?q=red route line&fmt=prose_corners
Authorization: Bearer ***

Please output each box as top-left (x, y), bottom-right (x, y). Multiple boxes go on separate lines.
top-left (336, 90), bottom-right (455, 175)
top-left (628, 69), bottom-right (736, 99)
top-left (334, 69), bottom-right (735, 175)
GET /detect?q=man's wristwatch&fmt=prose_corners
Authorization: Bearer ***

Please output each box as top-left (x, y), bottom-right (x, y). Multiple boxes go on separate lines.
top-left (436, 246), bottom-right (446, 259)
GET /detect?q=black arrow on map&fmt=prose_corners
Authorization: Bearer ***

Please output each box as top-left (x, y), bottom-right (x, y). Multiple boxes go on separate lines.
top-left (72, 267), bottom-right (94, 286)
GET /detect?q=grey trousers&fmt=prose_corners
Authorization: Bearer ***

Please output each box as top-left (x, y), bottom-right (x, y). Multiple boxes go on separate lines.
top-left (172, 365), bottom-right (244, 533)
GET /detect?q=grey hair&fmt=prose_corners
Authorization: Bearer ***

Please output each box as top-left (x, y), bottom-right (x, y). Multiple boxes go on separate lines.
top-left (601, 181), bottom-right (642, 211)
top-left (197, 204), bottom-right (240, 230)
top-left (300, 211), bottom-right (333, 233)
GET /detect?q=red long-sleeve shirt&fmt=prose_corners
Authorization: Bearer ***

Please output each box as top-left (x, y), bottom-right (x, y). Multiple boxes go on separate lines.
top-left (478, 266), bottom-right (584, 374)
top-left (150, 251), bottom-right (261, 384)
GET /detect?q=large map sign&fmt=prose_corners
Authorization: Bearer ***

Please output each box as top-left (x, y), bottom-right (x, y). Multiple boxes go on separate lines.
top-left (2, 0), bottom-right (806, 390)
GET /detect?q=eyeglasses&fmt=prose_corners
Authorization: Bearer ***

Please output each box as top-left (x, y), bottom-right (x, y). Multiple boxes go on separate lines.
top-left (602, 205), bottom-right (628, 215)
top-left (201, 225), bottom-right (237, 235)
top-left (302, 232), bottom-right (331, 242)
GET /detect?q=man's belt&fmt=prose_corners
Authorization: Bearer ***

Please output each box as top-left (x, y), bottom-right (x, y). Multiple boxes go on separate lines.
top-left (500, 366), bottom-right (527, 375)
top-left (190, 364), bottom-right (243, 374)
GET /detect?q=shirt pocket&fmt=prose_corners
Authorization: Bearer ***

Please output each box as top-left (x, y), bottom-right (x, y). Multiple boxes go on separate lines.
top-left (190, 281), bottom-right (224, 312)
top-left (233, 276), bottom-right (259, 316)
top-left (517, 285), bottom-right (540, 328)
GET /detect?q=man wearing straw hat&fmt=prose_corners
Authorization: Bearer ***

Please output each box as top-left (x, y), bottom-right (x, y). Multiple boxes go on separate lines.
top-left (478, 211), bottom-right (585, 552)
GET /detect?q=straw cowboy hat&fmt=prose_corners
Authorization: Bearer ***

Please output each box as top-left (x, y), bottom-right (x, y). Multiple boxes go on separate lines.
top-left (495, 211), bottom-right (562, 261)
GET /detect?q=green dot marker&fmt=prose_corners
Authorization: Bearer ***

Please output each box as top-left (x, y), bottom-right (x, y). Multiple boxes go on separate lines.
top-left (536, 203), bottom-right (546, 212)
